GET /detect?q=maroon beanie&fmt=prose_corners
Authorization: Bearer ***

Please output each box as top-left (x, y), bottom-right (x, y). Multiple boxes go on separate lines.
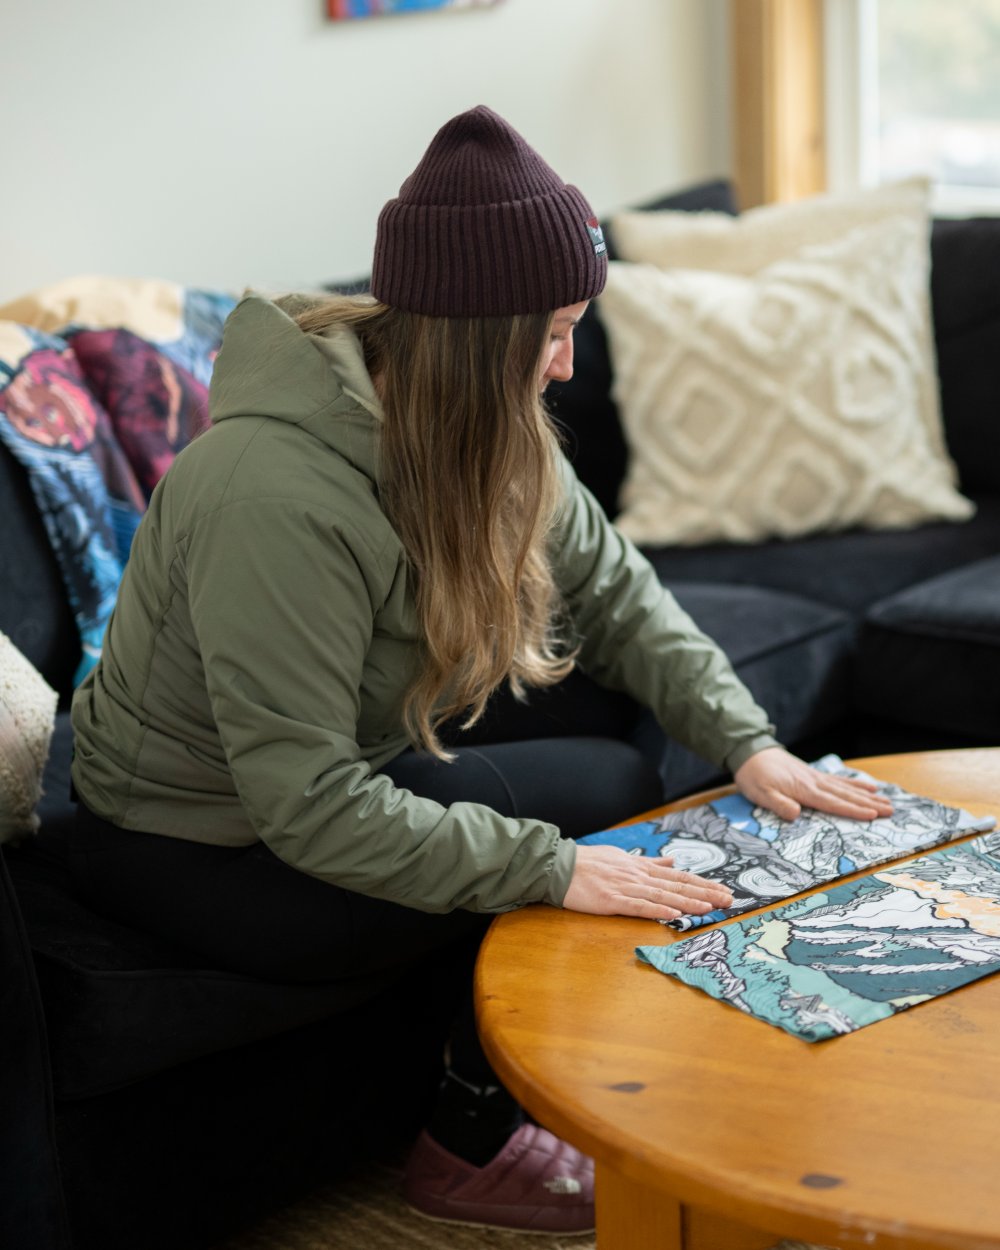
top-left (371, 105), bottom-right (607, 317)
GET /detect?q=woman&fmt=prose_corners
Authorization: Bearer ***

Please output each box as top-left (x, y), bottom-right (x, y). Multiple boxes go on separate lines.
top-left (70, 105), bottom-right (890, 1234)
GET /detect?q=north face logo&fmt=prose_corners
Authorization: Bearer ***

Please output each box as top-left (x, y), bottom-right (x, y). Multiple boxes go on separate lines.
top-left (586, 217), bottom-right (607, 257)
top-left (543, 1176), bottom-right (583, 1195)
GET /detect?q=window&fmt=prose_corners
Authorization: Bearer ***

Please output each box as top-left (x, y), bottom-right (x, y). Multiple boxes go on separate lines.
top-left (825, 0), bottom-right (1000, 213)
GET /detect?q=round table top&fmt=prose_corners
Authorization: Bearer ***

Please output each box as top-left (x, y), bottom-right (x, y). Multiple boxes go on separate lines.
top-left (476, 750), bottom-right (1000, 1250)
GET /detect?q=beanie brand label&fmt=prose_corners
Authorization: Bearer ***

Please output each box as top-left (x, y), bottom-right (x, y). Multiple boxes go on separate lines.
top-left (586, 217), bottom-right (607, 257)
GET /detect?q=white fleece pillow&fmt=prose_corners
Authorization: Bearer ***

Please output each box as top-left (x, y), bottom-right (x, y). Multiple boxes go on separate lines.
top-left (600, 180), bottom-right (974, 546)
top-left (0, 633), bottom-right (58, 844)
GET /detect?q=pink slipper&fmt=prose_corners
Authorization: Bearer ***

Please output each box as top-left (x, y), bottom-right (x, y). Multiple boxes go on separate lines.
top-left (403, 1123), bottom-right (595, 1234)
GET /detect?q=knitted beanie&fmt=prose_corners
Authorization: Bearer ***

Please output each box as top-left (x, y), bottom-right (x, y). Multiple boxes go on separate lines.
top-left (371, 105), bottom-right (607, 317)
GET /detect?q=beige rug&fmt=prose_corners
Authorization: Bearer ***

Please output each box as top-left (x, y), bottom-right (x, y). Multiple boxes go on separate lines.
top-left (214, 1157), bottom-right (594, 1250)
top-left (214, 1158), bottom-right (832, 1250)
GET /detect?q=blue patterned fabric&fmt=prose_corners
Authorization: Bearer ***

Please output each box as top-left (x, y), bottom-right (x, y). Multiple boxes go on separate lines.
top-left (580, 756), bottom-right (996, 930)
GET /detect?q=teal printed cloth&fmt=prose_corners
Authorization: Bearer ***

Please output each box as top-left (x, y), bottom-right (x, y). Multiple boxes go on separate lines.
top-left (637, 832), bottom-right (1000, 1041)
top-left (579, 755), bottom-right (996, 930)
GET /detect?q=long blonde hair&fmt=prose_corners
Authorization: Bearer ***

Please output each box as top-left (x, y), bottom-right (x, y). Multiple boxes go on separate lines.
top-left (295, 295), bottom-right (576, 758)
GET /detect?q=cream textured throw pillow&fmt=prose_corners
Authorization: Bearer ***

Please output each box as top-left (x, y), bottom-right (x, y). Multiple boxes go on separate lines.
top-left (0, 633), bottom-right (58, 844)
top-left (600, 179), bottom-right (974, 546)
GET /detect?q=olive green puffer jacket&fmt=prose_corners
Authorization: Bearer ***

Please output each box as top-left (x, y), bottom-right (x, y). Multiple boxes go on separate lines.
top-left (71, 295), bottom-right (776, 914)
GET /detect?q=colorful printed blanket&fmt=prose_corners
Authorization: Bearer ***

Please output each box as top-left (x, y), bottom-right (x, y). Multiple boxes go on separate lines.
top-left (0, 278), bottom-right (236, 682)
top-left (638, 831), bottom-right (1000, 1041)
top-left (580, 755), bottom-right (996, 930)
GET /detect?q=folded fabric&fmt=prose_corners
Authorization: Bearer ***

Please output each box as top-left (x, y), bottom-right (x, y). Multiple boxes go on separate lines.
top-left (579, 755), bottom-right (996, 930)
top-left (637, 832), bottom-right (1000, 1041)
top-left (0, 278), bottom-right (236, 681)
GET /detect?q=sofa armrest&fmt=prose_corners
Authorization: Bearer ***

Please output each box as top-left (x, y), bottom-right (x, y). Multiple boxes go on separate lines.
top-left (0, 844), bottom-right (72, 1250)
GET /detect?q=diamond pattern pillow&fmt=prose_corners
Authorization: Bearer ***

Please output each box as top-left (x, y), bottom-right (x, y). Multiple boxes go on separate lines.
top-left (599, 180), bottom-right (974, 546)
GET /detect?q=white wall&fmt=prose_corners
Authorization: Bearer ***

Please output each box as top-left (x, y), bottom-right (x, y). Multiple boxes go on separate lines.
top-left (0, 0), bottom-right (731, 303)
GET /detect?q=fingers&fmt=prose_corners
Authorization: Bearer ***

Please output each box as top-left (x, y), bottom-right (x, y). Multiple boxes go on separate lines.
top-left (759, 792), bottom-right (801, 821)
top-left (843, 780), bottom-right (894, 815)
top-left (630, 861), bottom-right (734, 912)
top-left (801, 775), bottom-right (894, 819)
top-left (606, 894), bottom-right (686, 923)
top-left (749, 772), bottom-right (894, 822)
top-left (735, 750), bottom-right (895, 823)
top-left (605, 885), bottom-right (725, 923)
top-left (642, 858), bottom-right (733, 898)
top-left (816, 794), bottom-right (892, 819)
top-left (566, 845), bottom-right (735, 921)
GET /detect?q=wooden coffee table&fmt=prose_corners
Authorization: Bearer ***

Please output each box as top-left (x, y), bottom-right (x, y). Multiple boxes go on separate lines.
top-left (476, 750), bottom-right (1000, 1250)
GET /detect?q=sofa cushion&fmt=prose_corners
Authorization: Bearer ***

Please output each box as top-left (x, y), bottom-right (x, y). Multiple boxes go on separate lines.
top-left (931, 217), bottom-right (1000, 495)
top-left (632, 581), bottom-right (856, 798)
top-left (599, 179), bottom-right (973, 546)
top-left (12, 839), bottom-right (394, 1101)
top-left (644, 494), bottom-right (1000, 616)
top-left (5, 717), bottom-right (393, 1100)
top-left (854, 556), bottom-right (1000, 741)
top-left (54, 967), bottom-right (460, 1250)
top-left (19, 873), bottom-right (392, 1101)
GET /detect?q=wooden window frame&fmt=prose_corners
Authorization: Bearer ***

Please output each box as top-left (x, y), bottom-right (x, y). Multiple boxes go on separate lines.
top-left (731, 0), bottom-right (827, 207)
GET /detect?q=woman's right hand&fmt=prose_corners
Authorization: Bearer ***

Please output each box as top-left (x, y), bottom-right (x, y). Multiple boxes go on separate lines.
top-left (562, 844), bottom-right (734, 922)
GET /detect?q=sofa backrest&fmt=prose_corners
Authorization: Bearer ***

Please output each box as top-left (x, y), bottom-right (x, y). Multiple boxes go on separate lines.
top-left (930, 216), bottom-right (1000, 497)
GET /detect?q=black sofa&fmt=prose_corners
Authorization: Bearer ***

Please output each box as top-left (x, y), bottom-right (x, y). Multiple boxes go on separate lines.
top-left (3, 180), bottom-right (999, 1250)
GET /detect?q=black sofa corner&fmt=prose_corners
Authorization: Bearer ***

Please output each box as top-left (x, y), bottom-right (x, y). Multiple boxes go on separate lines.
top-left (3, 181), bottom-right (1000, 1250)
top-left (547, 187), bottom-right (1000, 797)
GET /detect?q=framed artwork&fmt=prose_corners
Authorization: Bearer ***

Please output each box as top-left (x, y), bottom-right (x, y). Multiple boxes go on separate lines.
top-left (328, 0), bottom-right (500, 18)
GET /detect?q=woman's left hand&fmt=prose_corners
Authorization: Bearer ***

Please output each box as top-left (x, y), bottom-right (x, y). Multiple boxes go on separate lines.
top-left (734, 746), bottom-right (894, 822)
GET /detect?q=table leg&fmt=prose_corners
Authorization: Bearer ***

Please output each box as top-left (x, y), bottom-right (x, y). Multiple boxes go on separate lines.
top-left (686, 1207), bottom-right (781, 1250)
top-left (595, 1163), bottom-right (682, 1250)
top-left (594, 1163), bottom-right (780, 1250)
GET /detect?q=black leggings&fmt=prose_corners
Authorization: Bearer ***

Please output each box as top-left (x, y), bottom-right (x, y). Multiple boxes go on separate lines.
top-left (68, 671), bottom-right (662, 1080)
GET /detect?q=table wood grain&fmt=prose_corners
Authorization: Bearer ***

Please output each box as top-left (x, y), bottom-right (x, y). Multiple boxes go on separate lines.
top-left (476, 750), bottom-right (1000, 1250)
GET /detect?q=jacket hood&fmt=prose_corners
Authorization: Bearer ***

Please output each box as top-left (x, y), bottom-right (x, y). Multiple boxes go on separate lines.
top-left (208, 293), bottom-right (383, 472)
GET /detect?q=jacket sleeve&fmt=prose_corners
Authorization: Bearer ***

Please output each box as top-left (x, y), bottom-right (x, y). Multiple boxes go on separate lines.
top-left (550, 459), bottom-right (779, 773)
top-left (184, 497), bottom-right (576, 913)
